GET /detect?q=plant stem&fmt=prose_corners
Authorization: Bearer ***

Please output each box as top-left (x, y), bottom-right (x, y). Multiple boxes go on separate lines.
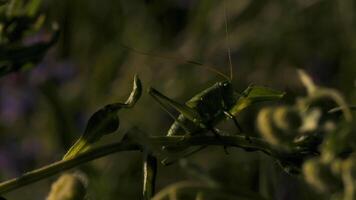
top-left (142, 152), bottom-right (157, 200)
top-left (150, 135), bottom-right (276, 156)
top-left (0, 142), bottom-right (140, 194)
top-left (0, 134), bottom-right (275, 195)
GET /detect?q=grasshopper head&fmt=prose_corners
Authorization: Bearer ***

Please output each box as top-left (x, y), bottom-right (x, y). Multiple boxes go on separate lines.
top-left (217, 81), bottom-right (238, 108)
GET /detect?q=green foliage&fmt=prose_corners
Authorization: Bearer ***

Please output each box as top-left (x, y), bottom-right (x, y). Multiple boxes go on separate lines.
top-left (230, 85), bottom-right (285, 116)
top-left (254, 70), bottom-right (356, 198)
top-left (0, 0), bottom-right (58, 77)
top-left (63, 75), bottom-right (142, 160)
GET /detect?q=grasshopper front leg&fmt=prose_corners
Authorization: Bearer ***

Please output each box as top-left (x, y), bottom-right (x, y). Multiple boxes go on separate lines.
top-left (223, 111), bottom-right (243, 132)
top-left (223, 111), bottom-right (250, 142)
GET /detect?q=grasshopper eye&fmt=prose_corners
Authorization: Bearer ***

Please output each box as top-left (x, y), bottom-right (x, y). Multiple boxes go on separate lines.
top-left (218, 82), bottom-right (229, 87)
top-left (220, 82), bottom-right (229, 87)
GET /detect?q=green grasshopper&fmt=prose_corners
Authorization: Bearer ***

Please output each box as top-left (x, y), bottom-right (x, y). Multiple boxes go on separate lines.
top-left (139, 43), bottom-right (285, 165)
top-left (122, 1), bottom-right (285, 165)
top-left (148, 71), bottom-right (285, 164)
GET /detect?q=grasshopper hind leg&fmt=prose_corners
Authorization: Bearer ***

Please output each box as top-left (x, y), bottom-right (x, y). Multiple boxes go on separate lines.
top-left (161, 145), bottom-right (207, 165)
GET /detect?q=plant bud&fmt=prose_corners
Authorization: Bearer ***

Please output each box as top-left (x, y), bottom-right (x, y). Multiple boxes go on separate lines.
top-left (273, 106), bottom-right (302, 131)
top-left (303, 158), bottom-right (342, 193)
top-left (341, 155), bottom-right (356, 200)
top-left (299, 108), bottom-right (322, 133)
top-left (46, 173), bottom-right (87, 200)
top-left (258, 108), bottom-right (278, 145)
top-left (63, 75), bottom-right (142, 160)
top-left (257, 107), bottom-right (296, 147)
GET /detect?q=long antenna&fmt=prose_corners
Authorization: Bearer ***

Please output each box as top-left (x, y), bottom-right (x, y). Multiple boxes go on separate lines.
top-left (119, 44), bottom-right (230, 81)
top-left (223, 0), bottom-right (233, 81)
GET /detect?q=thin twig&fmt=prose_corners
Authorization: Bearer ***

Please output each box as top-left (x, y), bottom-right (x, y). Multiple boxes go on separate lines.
top-left (0, 142), bottom-right (140, 194)
top-left (143, 152), bottom-right (157, 200)
top-left (0, 134), bottom-right (278, 195)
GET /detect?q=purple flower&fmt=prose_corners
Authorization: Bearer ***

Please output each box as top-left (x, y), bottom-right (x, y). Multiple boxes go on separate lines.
top-left (0, 79), bottom-right (35, 125)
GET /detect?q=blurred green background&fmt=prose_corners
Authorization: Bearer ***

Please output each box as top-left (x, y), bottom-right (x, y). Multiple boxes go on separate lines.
top-left (0, 0), bottom-right (355, 199)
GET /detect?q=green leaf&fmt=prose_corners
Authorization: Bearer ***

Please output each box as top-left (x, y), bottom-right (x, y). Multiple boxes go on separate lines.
top-left (63, 75), bottom-right (142, 160)
top-left (0, 24), bottom-right (60, 77)
top-left (230, 85), bottom-right (285, 115)
top-left (62, 104), bottom-right (121, 160)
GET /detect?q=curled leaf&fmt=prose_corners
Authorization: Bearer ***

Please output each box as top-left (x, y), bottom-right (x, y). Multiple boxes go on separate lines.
top-left (341, 155), bottom-right (356, 200)
top-left (298, 69), bottom-right (317, 95)
top-left (303, 158), bottom-right (343, 194)
top-left (273, 106), bottom-right (302, 131)
top-left (257, 107), bottom-right (298, 148)
top-left (63, 75), bottom-right (142, 160)
top-left (125, 74), bottom-right (142, 107)
top-left (297, 69), bottom-right (352, 122)
top-left (62, 104), bottom-right (121, 160)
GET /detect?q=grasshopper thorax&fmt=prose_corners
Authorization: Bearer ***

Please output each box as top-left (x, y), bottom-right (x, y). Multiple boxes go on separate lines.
top-left (216, 81), bottom-right (239, 110)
